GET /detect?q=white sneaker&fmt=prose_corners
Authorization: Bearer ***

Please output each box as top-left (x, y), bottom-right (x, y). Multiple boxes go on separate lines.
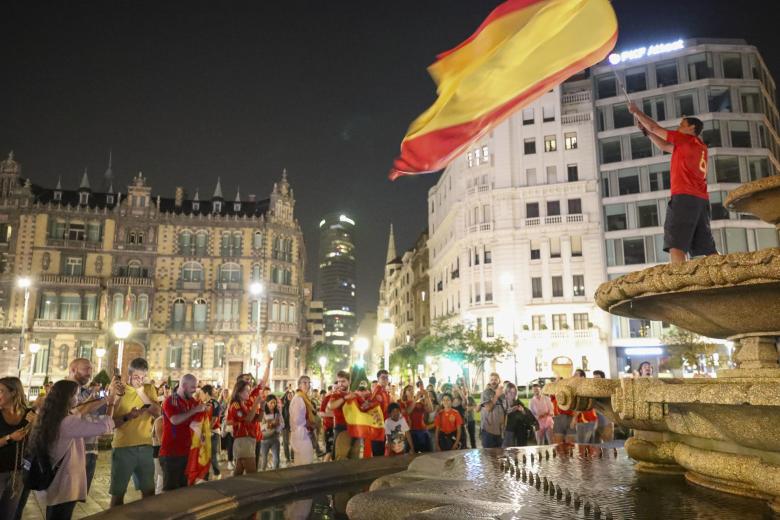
top-left (227, 461), bottom-right (235, 470)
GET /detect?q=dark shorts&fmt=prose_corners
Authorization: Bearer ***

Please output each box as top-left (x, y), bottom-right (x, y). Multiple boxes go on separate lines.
top-left (664, 194), bottom-right (718, 257)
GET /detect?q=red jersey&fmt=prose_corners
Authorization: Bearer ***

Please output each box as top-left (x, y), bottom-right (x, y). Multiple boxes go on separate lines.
top-left (667, 130), bottom-right (708, 199)
top-left (160, 394), bottom-right (199, 457)
top-left (326, 391), bottom-right (347, 426)
top-left (434, 408), bottom-right (463, 434)
top-left (577, 409), bottom-right (598, 423)
top-left (320, 395), bottom-right (334, 430)
top-left (405, 400), bottom-right (427, 430)
top-left (551, 395), bottom-right (574, 417)
top-left (368, 386), bottom-right (391, 419)
top-left (228, 401), bottom-right (260, 438)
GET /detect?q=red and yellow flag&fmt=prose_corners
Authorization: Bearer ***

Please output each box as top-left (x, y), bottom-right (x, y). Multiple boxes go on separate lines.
top-left (186, 409), bottom-right (212, 485)
top-left (342, 397), bottom-right (385, 442)
top-left (390, 0), bottom-right (618, 180)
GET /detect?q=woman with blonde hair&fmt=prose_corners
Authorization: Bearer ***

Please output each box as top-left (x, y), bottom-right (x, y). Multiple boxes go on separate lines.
top-left (0, 377), bottom-right (34, 519)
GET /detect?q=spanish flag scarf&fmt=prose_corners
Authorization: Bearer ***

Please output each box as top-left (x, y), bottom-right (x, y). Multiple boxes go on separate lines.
top-left (296, 389), bottom-right (317, 427)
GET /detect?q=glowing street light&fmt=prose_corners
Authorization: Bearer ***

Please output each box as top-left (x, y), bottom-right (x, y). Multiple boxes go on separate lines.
top-left (354, 337), bottom-right (369, 367)
top-left (378, 319), bottom-right (395, 371)
top-left (112, 320), bottom-right (133, 376)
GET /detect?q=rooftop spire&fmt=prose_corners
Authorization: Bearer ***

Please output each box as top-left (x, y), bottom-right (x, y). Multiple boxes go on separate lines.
top-left (193, 187), bottom-right (200, 201)
top-left (385, 223), bottom-right (397, 264)
top-left (55, 176), bottom-right (62, 190)
top-left (213, 177), bottom-right (223, 199)
top-left (234, 185), bottom-right (241, 202)
top-left (79, 167), bottom-right (91, 190)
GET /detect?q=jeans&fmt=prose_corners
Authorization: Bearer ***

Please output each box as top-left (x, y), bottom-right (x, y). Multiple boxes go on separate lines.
top-left (282, 430), bottom-right (292, 462)
top-left (480, 431), bottom-right (503, 448)
top-left (85, 453), bottom-right (98, 491)
top-left (438, 431), bottom-right (458, 451)
top-left (46, 501), bottom-right (77, 520)
top-left (210, 433), bottom-right (221, 476)
top-left (371, 440), bottom-right (385, 457)
top-left (159, 456), bottom-right (188, 491)
top-left (410, 430), bottom-right (431, 453)
top-left (0, 471), bottom-right (24, 520)
top-left (221, 433), bottom-right (234, 462)
top-left (261, 436), bottom-right (281, 470)
top-left (466, 420), bottom-right (477, 449)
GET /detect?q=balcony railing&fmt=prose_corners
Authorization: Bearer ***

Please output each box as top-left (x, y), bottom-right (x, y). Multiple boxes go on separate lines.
top-left (46, 238), bottom-right (102, 250)
top-left (38, 274), bottom-right (102, 286)
top-left (176, 279), bottom-right (205, 291)
top-left (561, 91), bottom-right (591, 104)
top-left (266, 322), bottom-right (298, 333)
top-left (566, 214), bottom-right (585, 223)
top-left (467, 222), bottom-right (493, 234)
top-left (268, 283), bottom-right (299, 295)
top-left (519, 329), bottom-right (598, 341)
top-left (524, 217), bottom-right (540, 226)
top-left (544, 215), bottom-right (563, 225)
top-left (466, 183), bottom-right (493, 195)
top-left (561, 112), bottom-right (592, 125)
top-left (109, 276), bottom-right (154, 287)
top-left (34, 319), bottom-right (102, 331)
top-left (215, 281), bottom-right (243, 291)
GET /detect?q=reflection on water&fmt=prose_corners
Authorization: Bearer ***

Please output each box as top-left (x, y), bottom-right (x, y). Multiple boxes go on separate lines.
top-left (238, 485), bottom-right (366, 520)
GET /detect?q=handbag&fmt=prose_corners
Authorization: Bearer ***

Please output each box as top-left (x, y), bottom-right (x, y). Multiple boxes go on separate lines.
top-left (24, 447), bottom-right (68, 491)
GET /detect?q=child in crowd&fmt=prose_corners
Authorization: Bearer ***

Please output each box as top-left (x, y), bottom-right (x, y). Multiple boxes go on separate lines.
top-left (384, 402), bottom-right (413, 456)
top-left (434, 393), bottom-right (463, 451)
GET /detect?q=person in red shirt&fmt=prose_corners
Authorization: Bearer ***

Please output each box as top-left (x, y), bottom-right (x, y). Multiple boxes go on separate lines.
top-left (362, 369), bottom-right (392, 457)
top-left (434, 393), bottom-right (463, 451)
top-left (570, 369), bottom-right (598, 444)
top-left (327, 370), bottom-right (362, 460)
top-left (228, 379), bottom-right (265, 476)
top-left (629, 102), bottom-right (717, 264)
top-left (159, 374), bottom-right (206, 491)
top-left (403, 382), bottom-right (433, 453)
top-left (319, 386), bottom-right (335, 459)
top-left (551, 390), bottom-right (575, 445)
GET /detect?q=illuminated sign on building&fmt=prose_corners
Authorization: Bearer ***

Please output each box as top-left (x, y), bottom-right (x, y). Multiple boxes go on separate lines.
top-left (608, 39), bottom-right (685, 65)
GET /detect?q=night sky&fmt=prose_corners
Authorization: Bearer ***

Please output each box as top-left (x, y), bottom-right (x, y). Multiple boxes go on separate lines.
top-left (2, 1), bottom-right (776, 319)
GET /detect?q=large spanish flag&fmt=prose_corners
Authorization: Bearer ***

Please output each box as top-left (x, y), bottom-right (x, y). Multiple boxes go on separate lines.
top-left (186, 410), bottom-right (212, 485)
top-left (342, 397), bottom-right (385, 442)
top-left (389, 0), bottom-right (617, 180)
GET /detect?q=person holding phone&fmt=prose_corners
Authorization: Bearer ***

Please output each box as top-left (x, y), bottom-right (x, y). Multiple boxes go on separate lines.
top-left (109, 358), bottom-right (160, 507)
top-left (403, 383), bottom-right (432, 453)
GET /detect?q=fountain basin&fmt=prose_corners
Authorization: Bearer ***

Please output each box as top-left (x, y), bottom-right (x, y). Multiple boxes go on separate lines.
top-left (595, 248), bottom-right (780, 339)
top-left (725, 174), bottom-right (780, 225)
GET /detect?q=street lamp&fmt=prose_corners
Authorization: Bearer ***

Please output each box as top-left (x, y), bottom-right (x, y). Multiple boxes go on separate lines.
top-left (249, 282), bottom-right (264, 379)
top-left (112, 320), bottom-right (133, 377)
top-left (318, 355), bottom-right (327, 390)
top-left (378, 319), bottom-right (395, 371)
top-left (96, 347), bottom-right (106, 373)
top-left (355, 337), bottom-right (369, 368)
top-left (502, 273), bottom-right (519, 384)
top-left (268, 342), bottom-right (277, 386)
top-left (27, 342), bottom-right (40, 391)
top-left (16, 276), bottom-right (32, 378)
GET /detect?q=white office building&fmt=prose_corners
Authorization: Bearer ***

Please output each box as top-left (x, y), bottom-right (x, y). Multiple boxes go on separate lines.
top-left (592, 38), bottom-right (780, 373)
top-left (427, 75), bottom-right (612, 384)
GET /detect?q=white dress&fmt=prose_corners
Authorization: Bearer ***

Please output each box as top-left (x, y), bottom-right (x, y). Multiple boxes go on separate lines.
top-left (288, 395), bottom-right (314, 465)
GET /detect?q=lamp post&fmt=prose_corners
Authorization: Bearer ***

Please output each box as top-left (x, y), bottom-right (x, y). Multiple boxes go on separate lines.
top-left (268, 342), bottom-right (277, 388)
top-left (112, 320), bottom-right (133, 377)
top-left (355, 337), bottom-right (369, 368)
top-left (16, 276), bottom-right (32, 378)
top-left (501, 273), bottom-right (519, 384)
top-left (378, 319), bottom-right (395, 371)
top-left (318, 355), bottom-right (327, 390)
top-left (27, 342), bottom-right (40, 392)
top-left (96, 347), bottom-right (106, 373)
top-left (249, 282), bottom-right (264, 379)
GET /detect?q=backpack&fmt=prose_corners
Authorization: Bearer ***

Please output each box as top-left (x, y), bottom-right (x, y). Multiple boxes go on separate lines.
top-left (24, 448), bottom-right (68, 491)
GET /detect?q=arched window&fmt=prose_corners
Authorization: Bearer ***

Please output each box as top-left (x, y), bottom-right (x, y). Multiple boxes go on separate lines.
top-left (271, 301), bottom-right (279, 322)
top-left (172, 298), bottom-right (186, 330)
top-left (232, 232), bottom-right (242, 255)
top-left (179, 230), bottom-right (193, 255)
top-left (127, 260), bottom-right (142, 278)
top-left (190, 341), bottom-right (203, 368)
top-left (219, 263), bottom-right (241, 283)
top-left (271, 267), bottom-right (280, 285)
top-left (220, 233), bottom-right (231, 256)
top-left (251, 264), bottom-right (261, 281)
top-left (280, 302), bottom-right (288, 323)
top-left (127, 294), bottom-right (137, 320)
top-left (137, 294), bottom-right (149, 321)
top-left (288, 304), bottom-right (296, 324)
top-left (195, 231), bottom-right (208, 256)
top-left (112, 294), bottom-right (124, 320)
top-left (253, 231), bottom-right (263, 249)
top-left (58, 345), bottom-right (69, 370)
top-left (284, 269), bottom-right (292, 285)
top-left (193, 298), bottom-right (207, 331)
top-left (168, 343), bottom-right (182, 368)
top-left (182, 261), bottom-right (203, 282)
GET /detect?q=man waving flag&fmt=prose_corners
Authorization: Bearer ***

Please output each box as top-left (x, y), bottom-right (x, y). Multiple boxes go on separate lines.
top-left (390, 0), bottom-right (618, 180)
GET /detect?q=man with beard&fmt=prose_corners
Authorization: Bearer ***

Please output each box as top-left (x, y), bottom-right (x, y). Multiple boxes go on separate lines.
top-left (159, 374), bottom-right (206, 491)
top-left (326, 371), bottom-right (362, 460)
top-left (479, 372), bottom-right (506, 448)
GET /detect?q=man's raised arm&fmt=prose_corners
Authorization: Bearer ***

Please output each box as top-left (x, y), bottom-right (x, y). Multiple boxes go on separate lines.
top-left (629, 102), bottom-right (668, 141)
top-left (639, 122), bottom-right (673, 154)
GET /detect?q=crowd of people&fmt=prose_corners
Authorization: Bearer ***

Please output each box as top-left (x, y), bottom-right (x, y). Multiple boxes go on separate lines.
top-left (0, 352), bottom-right (635, 519)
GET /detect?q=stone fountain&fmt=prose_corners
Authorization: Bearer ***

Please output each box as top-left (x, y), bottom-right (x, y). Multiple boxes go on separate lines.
top-left (547, 174), bottom-right (780, 513)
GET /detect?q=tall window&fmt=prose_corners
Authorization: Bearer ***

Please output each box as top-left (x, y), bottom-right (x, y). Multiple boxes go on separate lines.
top-left (524, 139), bottom-right (536, 155)
top-left (567, 198), bottom-right (582, 215)
top-left (721, 53), bottom-right (743, 78)
top-left (253, 231), bottom-right (263, 249)
top-left (40, 293), bottom-right (58, 319)
top-left (219, 263), bottom-right (241, 283)
top-left (564, 132), bottom-right (577, 150)
top-left (546, 166), bottom-right (557, 184)
top-left (552, 314), bottom-right (567, 330)
top-left (232, 233), bottom-right (242, 255)
top-left (547, 200), bottom-right (561, 216)
top-left (544, 135), bottom-right (557, 152)
top-left (195, 231), bottom-right (208, 256)
top-left (552, 276), bottom-right (563, 297)
top-left (57, 345), bottom-right (69, 370)
top-left (190, 341), bottom-right (203, 368)
top-left (60, 295), bottom-right (81, 320)
top-left (655, 60), bottom-right (678, 87)
top-left (571, 236), bottom-right (583, 257)
top-left (522, 108), bottom-right (534, 125)
top-left (193, 298), bottom-right (207, 331)
top-left (33, 344), bottom-right (50, 374)
top-left (251, 264), bottom-right (261, 281)
top-left (638, 200), bottom-right (660, 227)
top-left (137, 294), bottom-right (149, 321)
top-left (63, 256), bottom-right (83, 276)
top-left (531, 277), bottom-right (542, 298)
top-left (82, 294), bottom-right (98, 321)
top-left (600, 138), bottom-right (621, 163)
top-left (573, 313), bottom-right (589, 330)
top-left (179, 231), bottom-right (193, 255)
top-left (486, 317), bottom-right (495, 338)
top-left (567, 164), bottom-right (578, 182)
top-left (531, 315), bottom-right (545, 330)
top-left (168, 343), bottom-right (182, 369)
top-left (182, 262), bottom-right (203, 282)
top-left (687, 53), bottom-right (713, 80)
top-left (542, 105), bottom-right (555, 122)
top-left (214, 342), bottom-right (225, 368)
top-left (172, 298), bottom-right (186, 330)
top-left (221, 233), bottom-right (231, 256)
top-left (77, 341), bottom-right (93, 361)
top-left (112, 294), bottom-right (124, 320)
top-left (572, 275), bottom-right (585, 297)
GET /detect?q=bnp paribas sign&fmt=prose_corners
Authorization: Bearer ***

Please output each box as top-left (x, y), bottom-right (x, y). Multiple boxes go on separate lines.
top-left (608, 39), bottom-right (685, 65)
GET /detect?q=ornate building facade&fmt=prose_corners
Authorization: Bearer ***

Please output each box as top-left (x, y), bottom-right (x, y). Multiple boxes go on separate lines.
top-left (0, 153), bottom-right (308, 392)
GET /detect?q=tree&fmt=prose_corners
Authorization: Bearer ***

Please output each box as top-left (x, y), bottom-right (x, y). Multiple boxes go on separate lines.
top-left (92, 369), bottom-right (111, 388)
top-left (661, 326), bottom-right (726, 373)
top-left (389, 344), bottom-right (420, 385)
top-left (305, 341), bottom-right (348, 375)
